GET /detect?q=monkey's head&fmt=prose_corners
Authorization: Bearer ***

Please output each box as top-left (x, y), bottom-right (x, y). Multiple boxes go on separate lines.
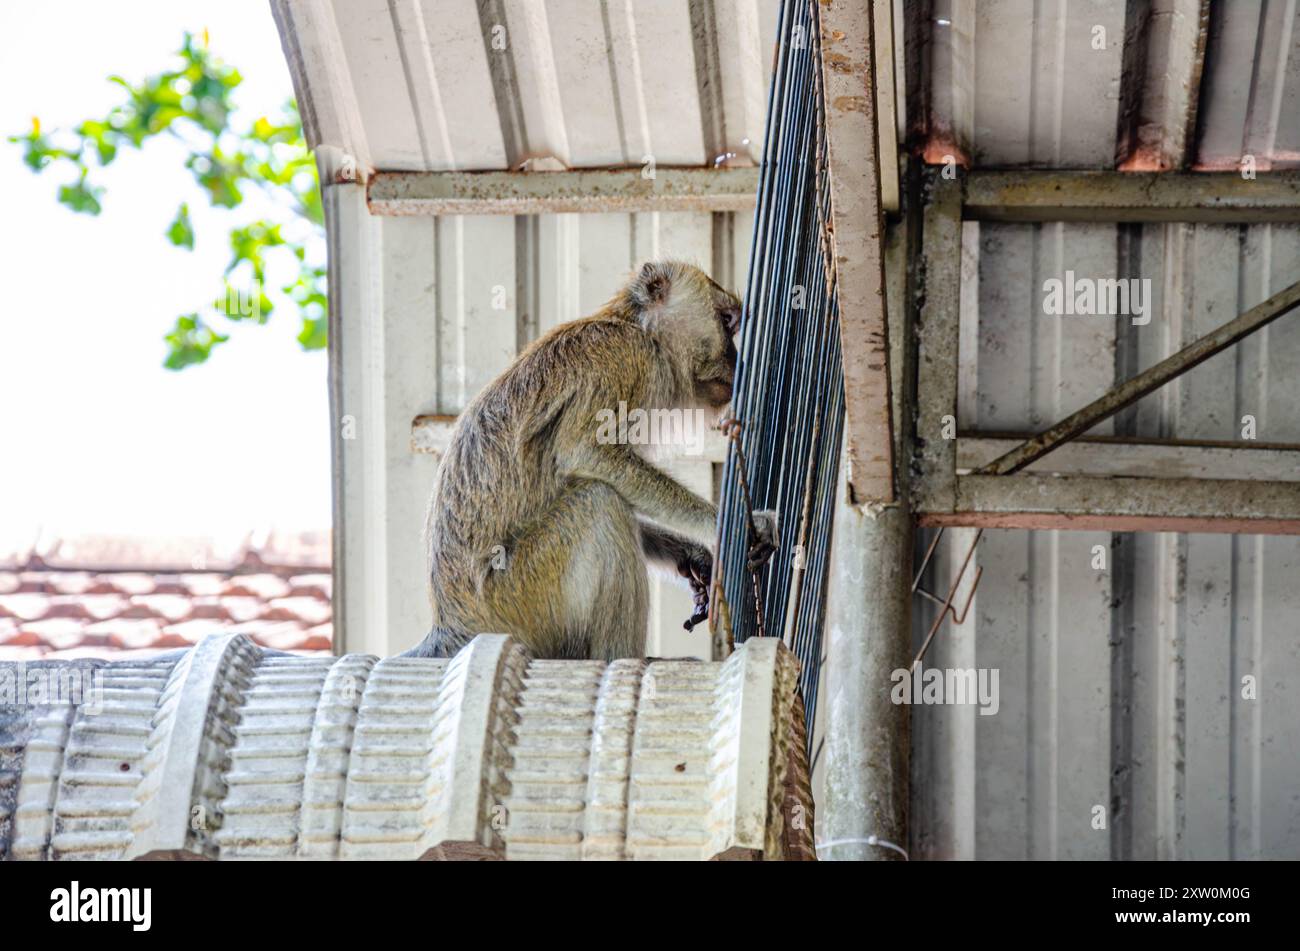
top-left (628, 260), bottom-right (742, 410)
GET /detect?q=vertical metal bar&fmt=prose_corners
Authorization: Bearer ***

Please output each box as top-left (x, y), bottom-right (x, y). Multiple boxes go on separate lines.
top-left (819, 157), bottom-right (918, 861)
top-left (817, 0), bottom-right (896, 504)
top-left (822, 469), bottom-right (913, 860)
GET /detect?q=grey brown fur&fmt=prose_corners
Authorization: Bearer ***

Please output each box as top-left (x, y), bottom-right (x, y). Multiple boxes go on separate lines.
top-left (410, 261), bottom-right (771, 661)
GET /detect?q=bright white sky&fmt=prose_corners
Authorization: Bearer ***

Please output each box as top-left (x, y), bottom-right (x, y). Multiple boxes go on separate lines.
top-left (0, 1), bottom-right (332, 537)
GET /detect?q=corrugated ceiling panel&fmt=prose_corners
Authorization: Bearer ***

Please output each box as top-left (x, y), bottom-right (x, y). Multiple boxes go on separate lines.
top-left (924, 0), bottom-right (1300, 170)
top-left (1197, 0), bottom-right (1300, 170)
top-left (927, 0), bottom-right (1128, 168)
top-left (913, 222), bottom-right (1300, 859)
top-left (316, 0), bottom-right (777, 171)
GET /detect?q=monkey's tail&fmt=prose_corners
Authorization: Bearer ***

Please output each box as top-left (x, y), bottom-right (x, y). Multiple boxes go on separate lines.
top-left (400, 626), bottom-right (466, 658)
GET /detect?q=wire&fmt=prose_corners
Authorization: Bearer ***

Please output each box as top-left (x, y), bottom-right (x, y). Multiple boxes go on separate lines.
top-left (815, 836), bottom-right (910, 860)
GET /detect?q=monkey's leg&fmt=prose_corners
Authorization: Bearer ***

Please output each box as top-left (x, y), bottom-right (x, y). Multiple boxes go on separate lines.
top-left (482, 479), bottom-right (649, 661)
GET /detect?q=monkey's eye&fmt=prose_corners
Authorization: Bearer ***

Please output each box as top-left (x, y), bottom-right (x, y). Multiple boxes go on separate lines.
top-left (719, 304), bottom-right (742, 338)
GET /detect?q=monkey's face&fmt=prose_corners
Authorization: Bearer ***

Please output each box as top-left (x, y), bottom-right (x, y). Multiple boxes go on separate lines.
top-left (692, 280), bottom-right (742, 409)
top-left (632, 261), bottom-right (743, 410)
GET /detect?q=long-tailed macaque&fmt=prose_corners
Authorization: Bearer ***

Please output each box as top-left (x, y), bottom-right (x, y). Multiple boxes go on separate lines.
top-left (408, 261), bottom-right (775, 660)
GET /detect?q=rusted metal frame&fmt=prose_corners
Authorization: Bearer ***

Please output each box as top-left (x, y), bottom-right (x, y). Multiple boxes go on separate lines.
top-left (1113, 0), bottom-right (1210, 172)
top-left (977, 278), bottom-right (1300, 476)
top-left (919, 475), bottom-right (1300, 536)
top-left (1173, 0), bottom-right (1213, 171)
top-left (959, 433), bottom-right (1300, 481)
top-left (817, 0), bottom-right (895, 505)
top-left (367, 167), bottom-right (759, 216)
top-left (912, 170), bottom-right (964, 513)
top-left (964, 170), bottom-right (1300, 223)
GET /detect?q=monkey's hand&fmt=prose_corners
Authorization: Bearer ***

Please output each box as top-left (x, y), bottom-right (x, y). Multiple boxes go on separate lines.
top-left (748, 509), bottom-right (780, 571)
top-left (638, 521), bottom-right (714, 632)
top-left (678, 545), bottom-right (712, 631)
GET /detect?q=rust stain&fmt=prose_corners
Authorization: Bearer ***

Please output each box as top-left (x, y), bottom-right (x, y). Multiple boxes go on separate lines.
top-left (833, 95), bottom-right (870, 114)
top-left (1116, 143), bottom-right (1173, 173)
top-left (920, 135), bottom-right (971, 169)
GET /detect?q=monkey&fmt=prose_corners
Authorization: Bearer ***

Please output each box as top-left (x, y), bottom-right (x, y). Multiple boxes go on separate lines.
top-left (406, 260), bottom-right (777, 661)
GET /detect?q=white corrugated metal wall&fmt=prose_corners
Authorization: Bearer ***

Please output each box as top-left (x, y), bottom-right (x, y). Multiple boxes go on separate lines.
top-left (913, 220), bottom-right (1300, 860)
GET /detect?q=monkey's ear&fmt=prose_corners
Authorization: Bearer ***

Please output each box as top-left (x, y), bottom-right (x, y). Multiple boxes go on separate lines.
top-left (634, 261), bottom-right (674, 309)
top-left (721, 303), bottom-right (742, 338)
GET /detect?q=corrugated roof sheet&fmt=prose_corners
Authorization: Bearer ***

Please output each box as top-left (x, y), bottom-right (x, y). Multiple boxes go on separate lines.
top-left (277, 0), bottom-right (779, 174)
top-left (280, 1), bottom-right (1299, 176)
top-left (920, 0), bottom-right (1299, 171)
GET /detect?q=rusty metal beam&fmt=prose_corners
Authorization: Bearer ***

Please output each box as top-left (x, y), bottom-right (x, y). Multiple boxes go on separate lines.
top-left (1114, 0), bottom-right (1210, 172)
top-left (977, 277), bottom-right (1300, 476)
top-left (959, 433), bottom-right (1300, 481)
top-left (919, 475), bottom-right (1300, 536)
top-left (366, 167), bottom-right (758, 216)
top-left (920, 511), bottom-right (1300, 536)
top-left (818, 0), bottom-right (895, 504)
top-left (913, 171), bottom-right (963, 513)
top-left (871, 0), bottom-right (900, 212)
top-left (965, 170), bottom-right (1300, 223)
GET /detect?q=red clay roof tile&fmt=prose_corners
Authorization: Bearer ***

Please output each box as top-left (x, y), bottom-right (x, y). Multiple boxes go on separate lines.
top-left (223, 573), bottom-right (292, 601)
top-left (19, 618), bottom-right (86, 651)
top-left (288, 573), bottom-right (332, 599)
top-left (84, 618), bottom-right (165, 650)
top-left (124, 594), bottom-right (194, 623)
top-left (47, 594), bottom-right (129, 621)
top-left (85, 573), bottom-right (158, 596)
top-left (260, 596), bottom-right (332, 626)
top-left (0, 617), bottom-right (31, 646)
top-left (161, 619), bottom-right (227, 645)
top-left (0, 593), bottom-right (52, 622)
top-left (0, 531), bottom-right (332, 660)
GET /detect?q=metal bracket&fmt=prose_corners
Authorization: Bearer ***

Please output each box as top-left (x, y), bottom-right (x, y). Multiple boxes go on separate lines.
top-left (909, 527), bottom-right (984, 671)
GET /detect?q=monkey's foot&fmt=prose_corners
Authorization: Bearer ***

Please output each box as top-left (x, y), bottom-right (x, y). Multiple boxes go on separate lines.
top-left (747, 509), bottom-right (780, 571)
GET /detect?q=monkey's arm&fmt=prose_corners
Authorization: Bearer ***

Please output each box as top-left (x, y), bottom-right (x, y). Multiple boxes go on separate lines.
top-left (567, 444), bottom-right (717, 546)
top-left (639, 521), bottom-right (710, 571)
top-left (639, 521), bottom-right (712, 631)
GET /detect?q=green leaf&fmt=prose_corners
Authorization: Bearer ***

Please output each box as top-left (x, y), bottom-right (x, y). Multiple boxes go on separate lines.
top-left (57, 176), bottom-right (104, 215)
top-left (165, 203), bottom-right (195, 249)
top-left (297, 316), bottom-right (328, 350)
top-left (163, 313), bottom-right (229, 369)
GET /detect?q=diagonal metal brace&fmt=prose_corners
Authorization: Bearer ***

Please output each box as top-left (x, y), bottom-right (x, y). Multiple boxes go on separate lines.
top-left (909, 527), bottom-right (984, 671)
top-left (978, 277), bottom-right (1300, 476)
